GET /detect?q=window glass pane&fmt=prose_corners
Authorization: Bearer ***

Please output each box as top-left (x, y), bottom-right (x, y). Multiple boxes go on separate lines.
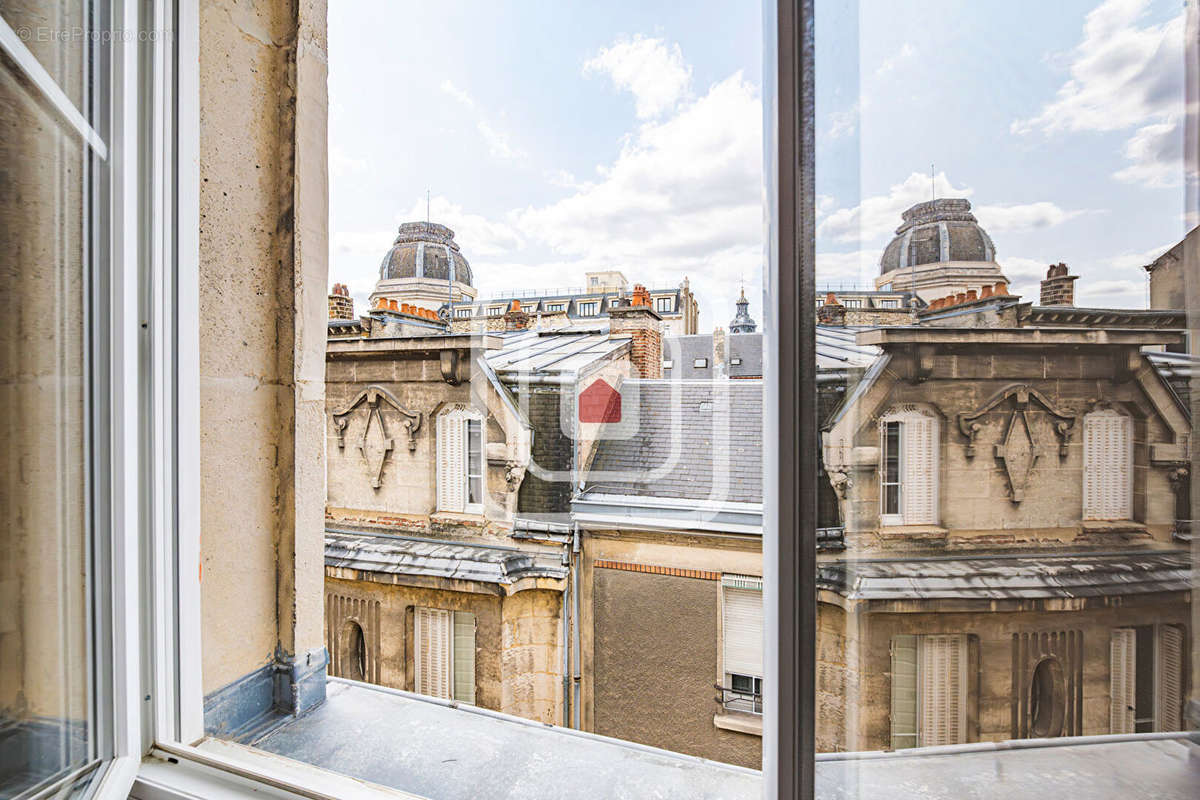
top-left (0, 19), bottom-right (101, 794)
top-left (816, 1), bottom-right (1198, 793)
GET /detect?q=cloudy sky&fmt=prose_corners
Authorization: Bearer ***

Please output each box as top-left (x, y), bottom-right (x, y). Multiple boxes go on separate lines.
top-left (329, 0), bottom-right (1189, 328)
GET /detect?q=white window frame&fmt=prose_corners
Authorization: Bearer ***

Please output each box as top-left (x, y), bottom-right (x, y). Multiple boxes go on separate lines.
top-left (878, 298), bottom-right (899, 308)
top-left (879, 407), bottom-right (940, 526)
top-left (694, 358), bottom-right (709, 368)
top-left (486, 305), bottom-right (504, 317)
top-left (720, 575), bottom-right (764, 716)
top-left (546, 302), bottom-right (565, 312)
top-left (578, 300), bottom-right (599, 316)
top-left (437, 406), bottom-right (486, 515)
top-left (654, 295), bottom-right (674, 313)
top-left (890, 634), bottom-right (969, 748)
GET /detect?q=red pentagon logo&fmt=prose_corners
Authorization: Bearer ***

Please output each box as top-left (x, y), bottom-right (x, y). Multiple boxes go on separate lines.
top-left (579, 378), bottom-right (622, 424)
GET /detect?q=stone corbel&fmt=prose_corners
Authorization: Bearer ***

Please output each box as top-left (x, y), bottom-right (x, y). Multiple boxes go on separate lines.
top-left (440, 349), bottom-right (461, 385)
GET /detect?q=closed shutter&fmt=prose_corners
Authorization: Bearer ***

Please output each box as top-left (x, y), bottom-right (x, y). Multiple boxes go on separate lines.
top-left (890, 635), bottom-right (919, 749)
top-left (722, 576), bottom-right (763, 678)
top-left (902, 415), bottom-right (938, 525)
top-left (1110, 628), bottom-right (1136, 733)
top-left (918, 634), bottom-right (966, 746)
top-left (1155, 625), bottom-right (1183, 731)
top-left (1083, 411), bottom-right (1131, 520)
top-left (415, 607), bottom-right (453, 699)
top-left (453, 612), bottom-right (476, 704)
top-left (437, 412), bottom-right (466, 512)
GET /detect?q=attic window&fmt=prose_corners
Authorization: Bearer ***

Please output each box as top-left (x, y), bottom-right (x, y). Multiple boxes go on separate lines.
top-left (693, 358), bottom-right (709, 368)
top-left (663, 360), bottom-right (674, 369)
top-left (486, 306), bottom-right (503, 317)
top-left (730, 357), bottom-right (743, 366)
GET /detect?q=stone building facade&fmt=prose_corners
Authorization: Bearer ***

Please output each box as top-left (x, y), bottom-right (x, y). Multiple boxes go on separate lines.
top-left (819, 293), bottom-right (1192, 752)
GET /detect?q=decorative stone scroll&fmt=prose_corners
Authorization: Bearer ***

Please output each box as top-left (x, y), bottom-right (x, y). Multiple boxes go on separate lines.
top-left (330, 386), bottom-right (422, 489)
top-left (956, 384), bottom-right (1076, 504)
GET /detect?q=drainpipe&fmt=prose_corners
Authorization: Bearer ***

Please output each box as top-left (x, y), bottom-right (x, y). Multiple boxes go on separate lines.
top-left (561, 541), bottom-right (571, 727)
top-left (571, 522), bottom-right (582, 730)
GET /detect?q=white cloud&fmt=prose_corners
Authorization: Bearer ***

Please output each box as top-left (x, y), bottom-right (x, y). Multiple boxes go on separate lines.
top-left (827, 102), bottom-right (858, 139)
top-left (584, 35), bottom-right (692, 120)
top-left (875, 43), bottom-right (915, 77)
top-left (975, 202), bottom-right (1087, 232)
top-left (400, 195), bottom-right (525, 258)
top-left (1010, 0), bottom-right (1186, 188)
top-left (1105, 241), bottom-right (1173, 270)
top-left (1112, 117), bottom-right (1183, 187)
top-left (815, 249), bottom-right (881, 285)
top-left (330, 145), bottom-right (366, 178)
top-left (1077, 277), bottom-right (1147, 308)
top-left (817, 172), bottom-right (973, 243)
top-left (439, 80), bottom-right (527, 162)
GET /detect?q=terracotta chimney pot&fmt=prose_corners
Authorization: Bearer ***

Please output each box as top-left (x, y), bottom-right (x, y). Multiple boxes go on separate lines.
top-left (981, 285), bottom-right (994, 298)
top-left (966, 289), bottom-right (978, 301)
top-left (994, 282), bottom-right (1007, 296)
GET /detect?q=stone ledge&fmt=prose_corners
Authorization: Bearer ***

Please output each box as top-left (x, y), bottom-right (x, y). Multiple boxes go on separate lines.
top-left (713, 711), bottom-right (763, 737)
top-left (877, 525), bottom-right (948, 544)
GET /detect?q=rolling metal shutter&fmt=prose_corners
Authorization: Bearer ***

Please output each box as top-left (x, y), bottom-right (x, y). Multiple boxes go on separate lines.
top-left (722, 575), bottom-right (763, 678)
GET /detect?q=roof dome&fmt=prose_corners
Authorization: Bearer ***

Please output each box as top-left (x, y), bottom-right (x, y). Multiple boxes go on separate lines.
top-left (730, 288), bottom-right (757, 334)
top-left (879, 198), bottom-right (996, 276)
top-left (378, 222), bottom-right (473, 286)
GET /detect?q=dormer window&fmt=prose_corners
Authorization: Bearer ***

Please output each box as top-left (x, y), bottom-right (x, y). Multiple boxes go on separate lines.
top-left (578, 301), bottom-right (599, 316)
top-left (693, 358), bottom-right (709, 369)
top-left (487, 306), bottom-right (503, 317)
top-left (655, 296), bottom-right (674, 313)
top-left (879, 407), bottom-right (939, 526)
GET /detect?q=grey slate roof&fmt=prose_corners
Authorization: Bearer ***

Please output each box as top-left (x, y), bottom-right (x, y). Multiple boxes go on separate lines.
top-left (818, 550), bottom-right (1191, 600)
top-left (663, 328), bottom-right (876, 380)
top-left (325, 530), bottom-right (567, 585)
top-left (727, 333), bottom-right (764, 377)
top-left (585, 380), bottom-right (763, 503)
top-left (662, 334), bottom-right (718, 378)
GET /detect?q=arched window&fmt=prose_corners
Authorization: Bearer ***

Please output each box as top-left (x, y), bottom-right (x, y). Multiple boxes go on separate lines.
top-left (1082, 408), bottom-right (1132, 520)
top-left (879, 406), bottom-right (939, 526)
top-left (436, 406), bottom-right (485, 514)
top-left (342, 621), bottom-right (366, 682)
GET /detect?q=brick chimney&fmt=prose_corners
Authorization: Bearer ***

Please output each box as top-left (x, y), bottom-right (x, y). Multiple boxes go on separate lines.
top-left (503, 299), bottom-right (531, 331)
top-left (329, 283), bottom-right (354, 319)
top-left (609, 297), bottom-right (663, 379)
top-left (816, 292), bottom-right (845, 326)
top-left (1039, 263), bottom-right (1078, 306)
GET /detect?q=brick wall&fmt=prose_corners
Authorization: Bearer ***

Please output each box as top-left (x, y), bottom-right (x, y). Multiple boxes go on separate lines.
top-left (608, 305), bottom-right (663, 379)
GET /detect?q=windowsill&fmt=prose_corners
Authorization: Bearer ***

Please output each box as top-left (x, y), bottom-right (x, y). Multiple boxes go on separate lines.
top-left (877, 525), bottom-right (948, 543)
top-left (713, 711), bottom-right (763, 737)
top-left (1079, 520), bottom-right (1147, 535)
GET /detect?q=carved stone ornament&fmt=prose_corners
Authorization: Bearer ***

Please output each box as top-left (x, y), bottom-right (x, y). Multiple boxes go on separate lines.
top-left (956, 384), bottom-right (1076, 504)
top-left (330, 386), bottom-right (423, 489)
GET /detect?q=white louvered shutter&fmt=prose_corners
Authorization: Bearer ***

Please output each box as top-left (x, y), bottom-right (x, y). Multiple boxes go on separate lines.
top-left (890, 635), bottom-right (919, 749)
top-left (453, 612), bottom-right (476, 704)
top-left (415, 607), bottom-right (453, 699)
top-left (722, 576), bottom-right (763, 679)
top-left (437, 412), bottom-right (466, 512)
top-left (1110, 628), bottom-right (1137, 733)
top-left (918, 634), bottom-right (966, 746)
top-left (1155, 625), bottom-right (1183, 731)
top-left (902, 415), bottom-right (938, 525)
top-left (1083, 410), bottom-right (1132, 520)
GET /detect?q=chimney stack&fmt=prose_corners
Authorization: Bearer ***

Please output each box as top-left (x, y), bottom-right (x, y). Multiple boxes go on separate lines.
top-left (816, 292), bottom-right (845, 326)
top-left (503, 299), bottom-right (531, 331)
top-left (1039, 263), bottom-right (1078, 306)
top-left (329, 283), bottom-right (354, 319)
top-left (609, 298), bottom-right (663, 379)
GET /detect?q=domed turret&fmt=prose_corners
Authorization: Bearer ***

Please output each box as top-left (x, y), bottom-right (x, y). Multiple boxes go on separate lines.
top-left (370, 220), bottom-right (478, 312)
top-left (729, 288), bottom-right (757, 334)
top-left (378, 222), bottom-right (473, 286)
top-left (875, 198), bottom-right (1008, 301)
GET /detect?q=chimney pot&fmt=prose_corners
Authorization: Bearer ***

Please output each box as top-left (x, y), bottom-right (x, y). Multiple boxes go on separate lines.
top-left (966, 289), bottom-right (978, 301)
top-left (981, 285), bottom-right (994, 298)
top-left (994, 282), bottom-right (1007, 296)
top-left (955, 293), bottom-right (966, 305)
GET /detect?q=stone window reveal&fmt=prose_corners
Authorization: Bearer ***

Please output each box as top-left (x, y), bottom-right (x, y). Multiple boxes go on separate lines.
top-left (879, 406), bottom-right (939, 526)
top-left (414, 607), bottom-right (476, 704)
top-left (1083, 408), bottom-right (1133, 520)
top-left (437, 406), bottom-right (485, 514)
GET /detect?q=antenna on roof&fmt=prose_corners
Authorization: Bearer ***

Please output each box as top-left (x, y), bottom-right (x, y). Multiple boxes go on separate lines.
top-left (930, 164), bottom-right (935, 201)
top-left (426, 189), bottom-right (431, 222)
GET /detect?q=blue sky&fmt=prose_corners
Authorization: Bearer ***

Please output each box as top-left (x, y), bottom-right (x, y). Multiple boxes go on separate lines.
top-left (330, 0), bottom-right (1189, 327)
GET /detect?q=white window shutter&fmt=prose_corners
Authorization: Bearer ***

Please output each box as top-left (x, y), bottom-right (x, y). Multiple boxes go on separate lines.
top-left (918, 634), bottom-right (966, 746)
top-left (453, 612), bottom-right (476, 704)
top-left (1155, 625), bottom-right (1183, 732)
top-left (437, 412), bottom-right (467, 512)
top-left (890, 635), bottom-right (919, 749)
top-left (415, 607), bottom-right (453, 699)
top-left (902, 415), bottom-right (938, 525)
top-left (1083, 410), bottom-right (1131, 520)
top-left (1110, 628), bottom-right (1136, 733)
top-left (722, 577), bottom-right (763, 678)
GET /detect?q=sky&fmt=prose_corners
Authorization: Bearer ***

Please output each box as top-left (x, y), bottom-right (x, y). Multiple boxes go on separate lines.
top-left (329, 0), bottom-right (1190, 329)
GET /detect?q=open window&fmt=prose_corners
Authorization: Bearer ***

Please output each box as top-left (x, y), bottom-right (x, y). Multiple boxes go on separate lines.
top-left (879, 407), bottom-right (939, 526)
top-left (436, 406), bottom-right (486, 515)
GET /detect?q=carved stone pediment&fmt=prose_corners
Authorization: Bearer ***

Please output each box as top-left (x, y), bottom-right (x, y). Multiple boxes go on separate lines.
top-left (331, 386), bottom-right (422, 489)
top-left (957, 384), bottom-right (1076, 504)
